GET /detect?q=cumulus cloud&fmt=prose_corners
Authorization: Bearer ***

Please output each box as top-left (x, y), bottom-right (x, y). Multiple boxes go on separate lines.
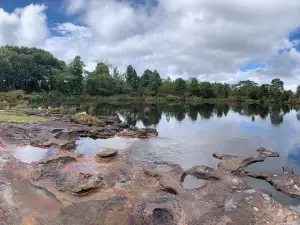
top-left (2, 1), bottom-right (300, 89)
top-left (0, 4), bottom-right (49, 46)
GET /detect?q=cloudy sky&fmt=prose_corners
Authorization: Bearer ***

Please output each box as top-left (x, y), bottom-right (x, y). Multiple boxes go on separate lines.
top-left (1, 0), bottom-right (300, 90)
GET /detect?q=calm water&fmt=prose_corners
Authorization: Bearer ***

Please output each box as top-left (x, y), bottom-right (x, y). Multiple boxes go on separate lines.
top-left (73, 103), bottom-right (300, 206)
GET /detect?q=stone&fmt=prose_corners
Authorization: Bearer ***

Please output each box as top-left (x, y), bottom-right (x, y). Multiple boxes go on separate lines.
top-left (55, 171), bottom-right (103, 196)
top-left (212, 147), bottom-right (280, 173)
top-left (96, 148), bottom-right (118, 158)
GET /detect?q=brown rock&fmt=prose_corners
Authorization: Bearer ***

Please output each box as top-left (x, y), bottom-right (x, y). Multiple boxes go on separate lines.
top-left (96, 149), bottom-right (118, 158)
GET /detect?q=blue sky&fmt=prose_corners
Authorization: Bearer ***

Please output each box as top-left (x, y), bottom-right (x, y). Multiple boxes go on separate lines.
top-left (1, 0), bottom-right (300, 90)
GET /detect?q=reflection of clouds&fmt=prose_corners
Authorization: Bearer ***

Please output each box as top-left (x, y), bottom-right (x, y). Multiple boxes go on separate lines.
top-left (240, 121), bottom-right (271, 135)
top-left (288, 144), bottom-right (300, 164)
top-left (14, 146), bottom-right (56, 163)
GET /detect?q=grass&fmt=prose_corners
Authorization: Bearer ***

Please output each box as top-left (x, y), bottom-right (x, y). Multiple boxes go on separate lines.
top-left (0, 113), bottom-right (47, 123)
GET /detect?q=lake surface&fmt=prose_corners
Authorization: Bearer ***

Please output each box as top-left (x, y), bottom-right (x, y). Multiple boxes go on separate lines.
top-left (71, 103), bottom-right (300, 206)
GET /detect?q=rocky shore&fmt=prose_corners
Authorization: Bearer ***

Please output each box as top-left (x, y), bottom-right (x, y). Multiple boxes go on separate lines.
top-left (0, 112), bottom-right (300, 224)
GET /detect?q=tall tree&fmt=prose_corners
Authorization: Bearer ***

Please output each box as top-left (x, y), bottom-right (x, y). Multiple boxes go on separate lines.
top-left (149, 70), bottom-right (162, 96)
top-left (189, 78), bottom-right (199, 96)
top-left (174, 78), bottom-right (187, 96)
top-left (270, 78), bottom-right (284, 99)
top-left (126, 65), bottom-right (139, 90)
top-left (70, 56), bottom-right (84, 95)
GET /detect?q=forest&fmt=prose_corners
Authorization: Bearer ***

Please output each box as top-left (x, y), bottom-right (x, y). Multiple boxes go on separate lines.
top-left (1, 45), bottom-right (299, 104)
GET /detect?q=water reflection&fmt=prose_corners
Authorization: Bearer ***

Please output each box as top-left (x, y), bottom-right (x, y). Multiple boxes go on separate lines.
top-left (12, 146), bottom-right (56, 163)
top-left (70, 103), bottom-right (300, 127)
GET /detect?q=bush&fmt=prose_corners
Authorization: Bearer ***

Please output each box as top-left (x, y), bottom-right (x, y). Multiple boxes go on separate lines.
top-left (166, 95), bottom-right (181, 102)
top-left (71, 113), bottom-right (104, 126)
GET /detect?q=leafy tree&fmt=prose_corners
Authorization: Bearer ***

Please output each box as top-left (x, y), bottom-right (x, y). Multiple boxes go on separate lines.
top-left (189, 78), bottom-right (199, 96)
top-left (140, 69), bottom-right (152, 87)
top-left (270, 78), bottom-right (284, 99)
top-left (69, 56), bottom-right (84, 95)
top-left (149, 70), bottom-right (162, 96)
top-left (126, 65), bottom-right (139, 90)
top-left (199, 82), bottom-right (215, 98)
top-left (174, 78), bottom-right (187, 96)
top-left (160, 77), bottom-right (174, 94)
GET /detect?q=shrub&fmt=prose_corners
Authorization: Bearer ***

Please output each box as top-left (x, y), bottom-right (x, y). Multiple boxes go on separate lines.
top-left (166, 95), bottom-right (181, 102)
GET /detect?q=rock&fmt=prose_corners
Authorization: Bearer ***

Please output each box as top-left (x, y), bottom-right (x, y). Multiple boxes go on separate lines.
top-left (118, 127), bottom-right (158, 138)
top-left (55, 171), bottom-right (103, 196)
top-left (98, 116), bottom-right (122, 125)
top-left (38, 155), bottom-right (77, 172)
top-left (96, 148), bottom-right (118, 158)
top-left (213, 147), bottom-right (280, 173)
top-left (247, 167), bottom-right (300, 199)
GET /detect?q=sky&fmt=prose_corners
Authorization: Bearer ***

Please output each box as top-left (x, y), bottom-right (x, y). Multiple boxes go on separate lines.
top-left (1, 0), bottom-right (300, 90)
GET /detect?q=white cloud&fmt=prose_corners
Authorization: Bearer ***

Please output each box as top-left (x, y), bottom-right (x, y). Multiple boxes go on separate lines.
top-left (0, 4), bottom-right (49, 46)
top-left (3, 1), bottom-right (300, 89)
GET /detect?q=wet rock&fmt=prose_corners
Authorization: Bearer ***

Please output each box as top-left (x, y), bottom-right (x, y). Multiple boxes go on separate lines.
top-left (96, 148), bottom-right (118, 158)
top-left (247, 167), bottom-right (300, 199)
top-left (54, 171), bottom-right (103, 196)
top-left (213, 147), bottom-right (280, 173)
top-left (98, 116), bottom-right (122, 125)
top-left (118, 127), bottom-right (158, 138)
top-left (57, 196), bottom-right (130, 225)
top-left (38, 155), bottom-right (77, 172)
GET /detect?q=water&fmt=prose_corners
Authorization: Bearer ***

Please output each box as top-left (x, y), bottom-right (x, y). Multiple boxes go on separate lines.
top-left (6, 146), bottom-right (56, 163)
top-left (61, 103), bottom-right (300, 206)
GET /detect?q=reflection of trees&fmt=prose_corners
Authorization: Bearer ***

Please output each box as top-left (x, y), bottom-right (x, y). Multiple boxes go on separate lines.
top-left (77, 102), bottom-right (295, 125)
top-left (297, 110), bottom-right (300, 121)
top-left (270, 106), bottom-right (284, 125)
top-left (187, 105), bottom-right (199, 121)
top-left (199, 104), bottom-right (214, 119)
top-left (139, 105), bottom-right (162, 126)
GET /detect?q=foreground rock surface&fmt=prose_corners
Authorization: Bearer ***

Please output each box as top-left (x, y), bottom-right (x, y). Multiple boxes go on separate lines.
top-left (0, 114), bottom-right (298, 224)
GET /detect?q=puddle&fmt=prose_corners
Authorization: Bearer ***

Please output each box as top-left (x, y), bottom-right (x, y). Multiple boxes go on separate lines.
top-left (153, 164), bottom-right (174, 173)
top-left (76, 137), bottom-right (138, 155)
top-left (182, 175), bottom-right (207, 189)
top-left (5, 146), bottom-right (56, 163)
top-left (243, 176), bottom-right (300, 206)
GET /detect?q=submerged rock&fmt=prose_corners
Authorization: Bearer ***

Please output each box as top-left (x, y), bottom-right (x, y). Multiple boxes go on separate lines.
top-left (213, 147), bottom-right (280, 173)
top-left (247, 167), bottom-right (300, 199)
top-left (96, 148), bottom-right (118, 158)
top-left (118, 127), bottom-right (158, 138)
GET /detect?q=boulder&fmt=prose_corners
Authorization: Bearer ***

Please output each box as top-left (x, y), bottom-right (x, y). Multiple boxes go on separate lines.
top-left (96, 148), bottom-right (118, 158)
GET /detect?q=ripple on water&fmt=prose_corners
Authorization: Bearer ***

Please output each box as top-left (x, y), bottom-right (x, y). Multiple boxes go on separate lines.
top-left (8, 146), bottom-right (56, 163)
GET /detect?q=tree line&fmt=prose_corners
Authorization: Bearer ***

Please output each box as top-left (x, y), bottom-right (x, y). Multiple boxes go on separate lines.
top-left (1, 46), bottom-right (300, 102)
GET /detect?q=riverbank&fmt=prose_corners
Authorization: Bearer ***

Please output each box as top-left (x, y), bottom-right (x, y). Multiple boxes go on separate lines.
top-left (0, 110), bottom-right (300, 224)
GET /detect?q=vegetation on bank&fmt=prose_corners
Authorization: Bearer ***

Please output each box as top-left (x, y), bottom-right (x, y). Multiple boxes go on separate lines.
top-left (0, 111), bottom-right (47, 123)
top-left (1, 46), bottom-right (300, 106)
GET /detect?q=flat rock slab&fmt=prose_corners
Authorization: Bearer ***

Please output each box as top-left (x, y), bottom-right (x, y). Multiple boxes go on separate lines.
top-left (213, 147), bottom-right (280, 173)
top-left (96, 149), bottom-right (118, 158)
top-left (247, 167), bottom-right (300, 199)
top-left (55, 171), bottom-right (103, 196)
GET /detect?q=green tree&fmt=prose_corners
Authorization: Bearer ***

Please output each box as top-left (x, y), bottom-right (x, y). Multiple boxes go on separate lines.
top-left (126, 65), bottom-right (139, 90)
top-left (270, 78), bottom-right (284, 99)
top-left (189, 78), bottom-right (199, 96)
top-left (140, 69), bottom-right (152, 87)
top-left (174, 78), bottom-right (187, 96)
top-left (149, 70), bottom-right (162, 96)
top-left (69, 56), bottom-right (84, 95)
top-left (199, 82), bottom-right (215, 98)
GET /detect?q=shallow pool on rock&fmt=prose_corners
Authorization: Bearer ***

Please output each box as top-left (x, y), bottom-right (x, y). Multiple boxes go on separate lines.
top-left (75, 137), bottom-right (139, 155)
top-left (6, 146), bottom-right (56, 163)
